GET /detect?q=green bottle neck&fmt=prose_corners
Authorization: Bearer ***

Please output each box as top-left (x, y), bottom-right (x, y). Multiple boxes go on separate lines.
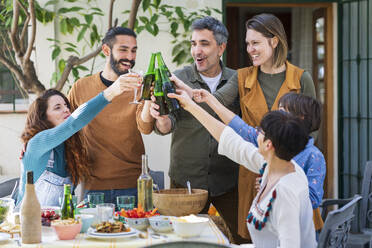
top-left (64, 184), bottom-right (71, 195)
top-left (146, 53), bottom-right (156, 74)
top-left (154, 69), bottom-right (163, 96)
top-left (159, 68), bottom-right (170, 83)
top-left (156, 53), bottom-right (165, 68)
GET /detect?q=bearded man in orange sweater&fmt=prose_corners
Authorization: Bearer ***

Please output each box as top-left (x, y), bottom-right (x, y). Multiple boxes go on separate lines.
top-left (68, 27), bottom-right (154, 204)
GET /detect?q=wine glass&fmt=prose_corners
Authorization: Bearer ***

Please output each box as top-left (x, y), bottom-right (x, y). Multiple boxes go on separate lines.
top-left (128, 69), bottom-right (143, 104)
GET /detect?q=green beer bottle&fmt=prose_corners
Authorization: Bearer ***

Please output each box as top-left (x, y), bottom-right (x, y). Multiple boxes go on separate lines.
top-left (141, 53), bottom-right (156, 100)
top-left (159, 68), bottom-right (180, 113)
top-left (156, 52), bottom-right (171, 77)
top-left (61, 184), bottom-right (74, 219)
top-left (153, 68), bottom-right (168, 115)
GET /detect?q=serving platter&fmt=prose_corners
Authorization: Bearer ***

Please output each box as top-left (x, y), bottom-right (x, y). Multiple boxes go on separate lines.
top-left (86, 227), bottom-right (138, 239)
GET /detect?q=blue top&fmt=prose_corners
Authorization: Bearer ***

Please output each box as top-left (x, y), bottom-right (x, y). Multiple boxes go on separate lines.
top-left (17, 92), bottom-right (109, 204)
top-left (228, 115), bottom-right (326, 209)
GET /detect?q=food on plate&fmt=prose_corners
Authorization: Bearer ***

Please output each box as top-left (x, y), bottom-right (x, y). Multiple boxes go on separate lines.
top-left (41, 209), bottom-right (60, 226)
top-left (0, 221), bottom-right (21, 238)
top-left (119, 204), bottom-right (159, 218)
top-left (51, 218), bottom-right (80, 226)
top-left (0, 205), bottom-right (10, 223)
top-left (95, 221), bottom-right (130, 233)
top-left (176, 214), bottom-right (208, 223)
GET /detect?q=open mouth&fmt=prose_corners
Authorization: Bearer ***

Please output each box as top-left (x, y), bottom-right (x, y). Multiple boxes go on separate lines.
top-left (196, 57), bottom-right (206, 64)
top-left (251, 55), bottom-right (259, 60)
top-left (120, 61), bottom-right (132, 67)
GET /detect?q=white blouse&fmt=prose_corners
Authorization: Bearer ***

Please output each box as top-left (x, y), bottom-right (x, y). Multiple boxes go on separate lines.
top-left (218, 126), bottom-right (316, 248)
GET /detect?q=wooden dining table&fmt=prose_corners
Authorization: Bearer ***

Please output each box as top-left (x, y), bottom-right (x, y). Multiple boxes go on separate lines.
top-left (0, 216), bottom-right (229, 247)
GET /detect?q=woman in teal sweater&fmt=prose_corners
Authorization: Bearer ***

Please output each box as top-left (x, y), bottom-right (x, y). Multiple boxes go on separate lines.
top-left (17, 73), bottom-right (141, 207)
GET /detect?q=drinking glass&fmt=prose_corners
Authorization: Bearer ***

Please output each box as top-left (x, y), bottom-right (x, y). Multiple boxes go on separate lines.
top-left (87, 192), bottom-right (104, 208)
top-left (116, 195), bottom-right (135, 211)
top-left (97, 203), bottom-right (115, 223)
top-left (128, 69), bottom-right (143, 104)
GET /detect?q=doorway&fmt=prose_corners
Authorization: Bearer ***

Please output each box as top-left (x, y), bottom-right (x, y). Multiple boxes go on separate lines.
top-left (224, 2), bottom-right (335, 198)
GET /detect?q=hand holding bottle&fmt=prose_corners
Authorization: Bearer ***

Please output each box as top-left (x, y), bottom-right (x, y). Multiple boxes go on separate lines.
top-left (103, 73), bottom-right (142, 101)
top-left (168, 75), bottom-right (193, 98)
top-left (167, 89), bottom-right (197, 112)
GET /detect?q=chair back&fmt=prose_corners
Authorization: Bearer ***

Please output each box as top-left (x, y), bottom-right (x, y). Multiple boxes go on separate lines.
top-left (149, 170), bottom-right (165, 190)
top-left (0, 177), bottom-right (20, 198)
top-left (359, 160), bottom-right (372, 233)
top-left (318, 194), bottom-right (362, 248)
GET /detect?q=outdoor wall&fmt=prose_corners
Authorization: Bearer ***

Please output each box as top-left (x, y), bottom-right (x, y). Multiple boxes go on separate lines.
top-left (0, 0), bottom-right (222, 189)
top-left (0, 114), bottom-right (26, 177)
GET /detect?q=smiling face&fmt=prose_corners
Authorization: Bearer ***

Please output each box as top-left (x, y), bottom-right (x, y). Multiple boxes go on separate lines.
top-left (46, 95), bottom-right (71, 127)
top-left (191, 29), bottom-right (226, 77)
top-left (106, 35), bottom-right (137, 76)
top-left (245, 29), bottom-right (277, 68)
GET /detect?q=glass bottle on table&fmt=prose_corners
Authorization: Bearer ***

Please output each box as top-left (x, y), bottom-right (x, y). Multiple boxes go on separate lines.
top-left (137, 154), bottom-right (153, 212)
top-left (21, 171), bottom-right (41, 244)
top-left (141, 53), bottom-right (156, 100)
top-left (61, 184), bottom-right (74, 219)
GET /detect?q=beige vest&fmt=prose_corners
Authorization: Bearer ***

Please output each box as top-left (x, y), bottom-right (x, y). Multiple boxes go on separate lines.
top-left (236, 62), bottom-right (324, 239)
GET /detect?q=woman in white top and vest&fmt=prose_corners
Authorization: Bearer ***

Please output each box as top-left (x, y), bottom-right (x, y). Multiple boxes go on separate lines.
top-left (168, 89), bottom-right (316, 248)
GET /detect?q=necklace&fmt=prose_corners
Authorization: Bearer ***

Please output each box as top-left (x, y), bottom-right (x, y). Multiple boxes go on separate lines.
top-left (247, 163), bottom-right (277, 230)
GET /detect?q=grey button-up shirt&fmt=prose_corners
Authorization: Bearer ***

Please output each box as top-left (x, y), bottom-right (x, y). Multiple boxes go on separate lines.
top-left (155, 62), bottom-right (240, 196)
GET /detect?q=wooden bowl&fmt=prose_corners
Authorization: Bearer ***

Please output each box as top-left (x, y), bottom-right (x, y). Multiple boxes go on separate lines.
top-left (153, 189), bottom-right (208, 217)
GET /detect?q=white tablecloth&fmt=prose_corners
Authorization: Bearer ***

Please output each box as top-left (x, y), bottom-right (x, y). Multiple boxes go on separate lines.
top-left (0, 217), bottom-right (229, 247)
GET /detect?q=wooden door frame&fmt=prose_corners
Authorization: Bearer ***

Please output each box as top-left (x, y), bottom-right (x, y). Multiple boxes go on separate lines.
top-left (223, 1), bottom-right (335, 198)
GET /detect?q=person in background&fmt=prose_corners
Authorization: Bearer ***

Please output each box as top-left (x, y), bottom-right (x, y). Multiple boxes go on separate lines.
top-left (148, 16), bottom-right (244, 243)
top-left (212, 13), bottom-right (317, 239)
top-left (18, 74), bottom-right (141, 207)
top-left (68, 27), bottom-right (154, 204)
top-left (168, 89), bottom-right (317, 247)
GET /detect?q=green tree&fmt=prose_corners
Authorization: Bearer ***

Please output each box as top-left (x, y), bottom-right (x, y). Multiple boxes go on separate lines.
top-left (0, 0), bottom-right (220, 95)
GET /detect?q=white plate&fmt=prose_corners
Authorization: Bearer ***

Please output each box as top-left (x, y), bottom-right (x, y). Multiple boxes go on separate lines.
top-left (0, 232), bottom-right (11, 242)
top-left (86, 228), bottom-right (138, 239)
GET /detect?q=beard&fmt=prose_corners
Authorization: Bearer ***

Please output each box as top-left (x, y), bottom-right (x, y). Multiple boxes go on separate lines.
top-left (110, 53), bottom-right (136, 76)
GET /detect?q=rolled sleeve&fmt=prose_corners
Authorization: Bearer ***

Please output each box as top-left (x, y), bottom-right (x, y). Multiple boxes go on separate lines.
top-left (153, 113), bottom-right (176, 135)
top-left (228, 115), bottom-right (259, 146)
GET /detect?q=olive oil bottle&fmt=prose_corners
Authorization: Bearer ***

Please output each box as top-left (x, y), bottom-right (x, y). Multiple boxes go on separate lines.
top-left (61, 184), bottom-right (74, 219)
top-left (137, 154), bottom-right (153, 211)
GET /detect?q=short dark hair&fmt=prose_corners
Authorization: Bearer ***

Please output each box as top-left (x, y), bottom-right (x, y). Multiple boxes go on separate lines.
top-left (102, 27), bottom-right (137, 48)
top-left (191, 16), bottom-right (228, 45)
top-left (260, 111), bottom-right (308, 161)
top-left (278, 93), bottom-right (321, 134)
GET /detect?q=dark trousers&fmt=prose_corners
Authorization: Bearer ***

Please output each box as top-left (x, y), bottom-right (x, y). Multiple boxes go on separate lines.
top-left (171, 180), bottom-right (249, 244)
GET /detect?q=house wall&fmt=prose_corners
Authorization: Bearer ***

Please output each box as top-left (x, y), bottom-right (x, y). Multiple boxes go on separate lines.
top-left (0, 0), bottom-right (222, 189)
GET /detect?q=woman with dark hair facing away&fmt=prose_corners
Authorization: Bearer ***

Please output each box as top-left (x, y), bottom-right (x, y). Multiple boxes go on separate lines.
top-left (213, 13), bottom-right (317, 238)
top-left (17, 73), bottom-right (141, 207)
top-left (168, 89), bottom-right (317, 247)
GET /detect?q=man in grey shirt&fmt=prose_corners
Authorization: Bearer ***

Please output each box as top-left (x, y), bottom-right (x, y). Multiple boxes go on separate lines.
top-left (150, 17), bottom-right (244, 243)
